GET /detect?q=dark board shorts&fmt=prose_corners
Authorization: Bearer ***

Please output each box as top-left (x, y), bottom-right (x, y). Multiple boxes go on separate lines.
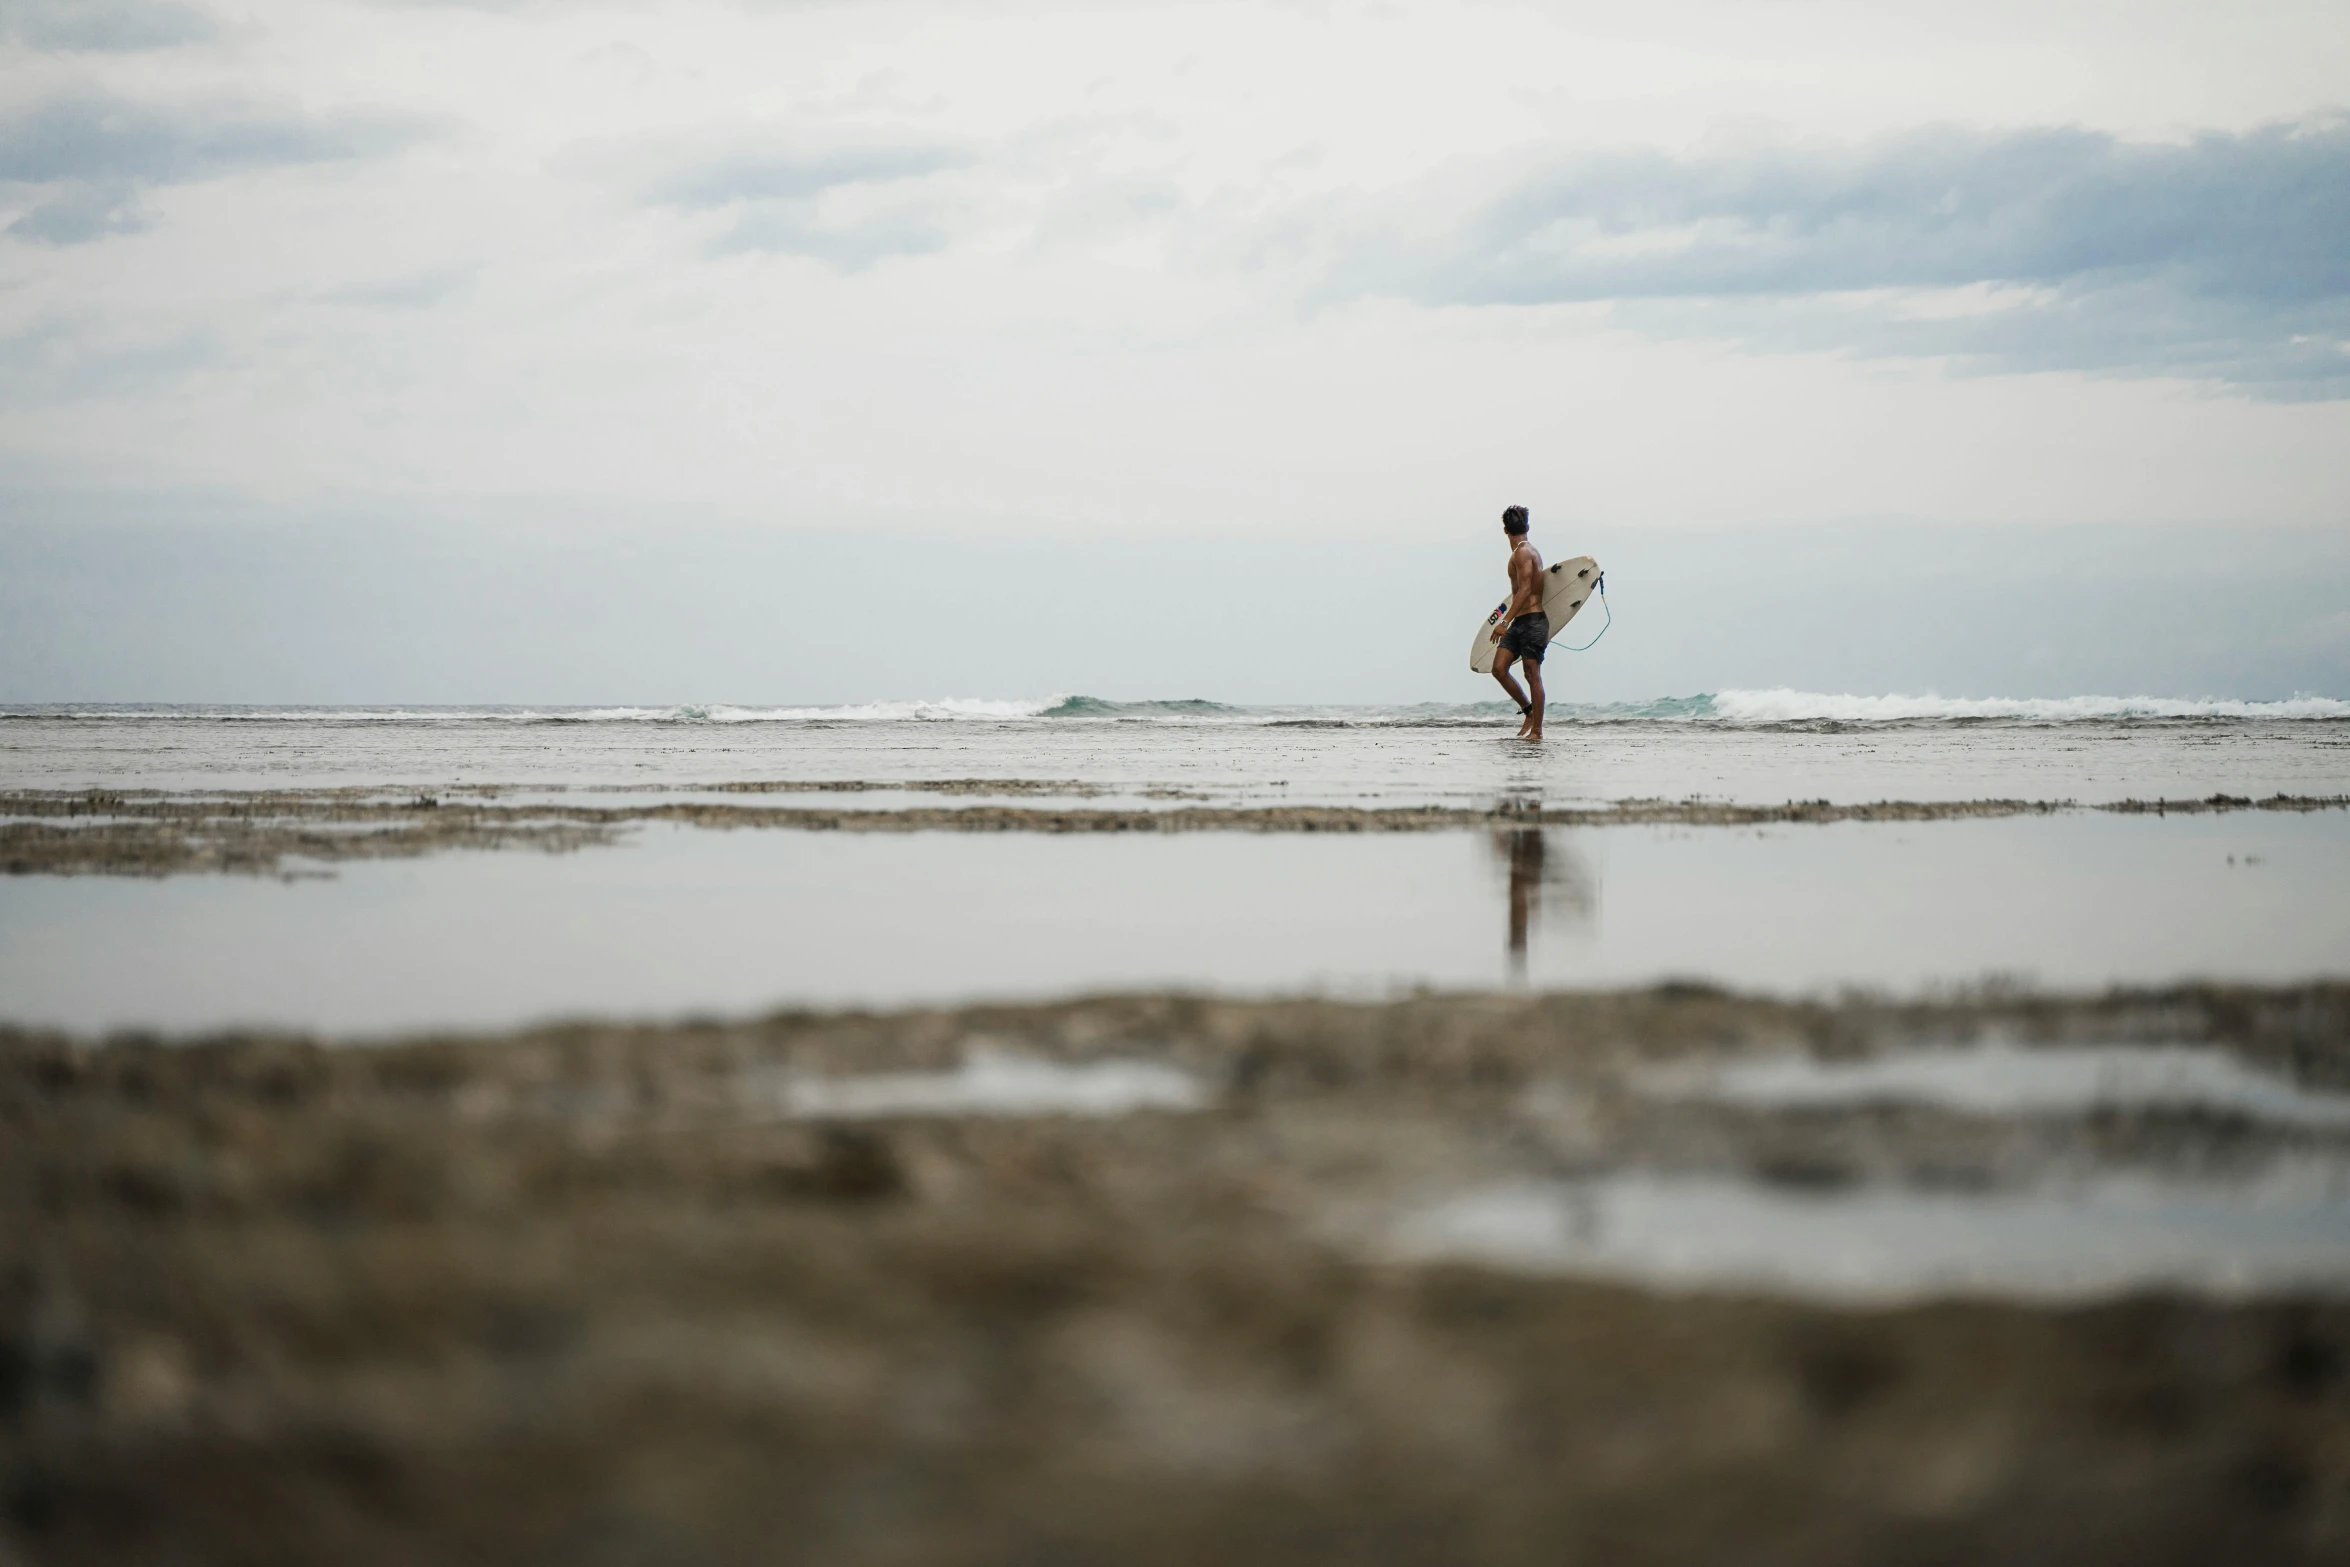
top-left (1500, 612), bottom-right (1550, 663)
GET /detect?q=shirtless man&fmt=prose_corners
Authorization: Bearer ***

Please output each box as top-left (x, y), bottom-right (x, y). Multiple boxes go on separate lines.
top-left (1488, 505), bottom-right (1547, 740)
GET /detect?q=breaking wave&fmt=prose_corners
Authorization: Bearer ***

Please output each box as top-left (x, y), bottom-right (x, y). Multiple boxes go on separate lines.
top-left (1038, 696), bottom-right (1238, 718)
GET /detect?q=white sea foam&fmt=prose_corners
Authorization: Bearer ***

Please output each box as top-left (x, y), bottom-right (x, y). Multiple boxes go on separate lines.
top-left (688, 699), bottom-right (1059, 723)
top-left (0, 699), bottom-right (1065, 724)
top-left (1708, 689), bottom-right (2350, 723)
top-left (428, 699), bottom-right (1066, 724)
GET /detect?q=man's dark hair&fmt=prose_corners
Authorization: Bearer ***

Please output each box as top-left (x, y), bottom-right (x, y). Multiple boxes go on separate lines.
top-left (1502, 505), bottom-right (1529, 535)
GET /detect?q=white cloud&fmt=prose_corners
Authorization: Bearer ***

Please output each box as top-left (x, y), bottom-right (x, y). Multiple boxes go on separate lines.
top-left (0, 89), bottom-right (441, 243)
top-left (0, 0), bottom-right (217, 51)
top-left (1292, 116), bottom-right (2350, 395)
top-left (588, 125), bottom-right (976, 265)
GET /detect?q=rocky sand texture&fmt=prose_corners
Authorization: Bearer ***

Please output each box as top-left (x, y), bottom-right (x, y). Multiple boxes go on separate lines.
top-left (6, 984), bottom-right (2350, 1564)
top-left (6, 786), bottom-right (2345, 877)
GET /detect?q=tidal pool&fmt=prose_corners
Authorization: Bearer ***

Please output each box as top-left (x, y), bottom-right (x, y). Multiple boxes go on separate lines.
top-left (1, 810), bottom-right (2343, 1034)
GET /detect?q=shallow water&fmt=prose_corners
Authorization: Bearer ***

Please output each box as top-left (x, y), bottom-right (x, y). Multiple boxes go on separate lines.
top-left (1645, 1038), bottom-right (2350, 1128)
top-left (5, 703), bottom-right (2347, 808)
top-left (1384, 1164), bottom-right (2350, 1303)
top-left (4, 811), bottom-right (2343, 1034)
top-left (779, 1048), bottom-right (1209, 1119)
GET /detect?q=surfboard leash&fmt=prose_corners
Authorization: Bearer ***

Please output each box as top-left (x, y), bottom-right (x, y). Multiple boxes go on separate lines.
top-left (1555, 573), bottom-right (1610, 652)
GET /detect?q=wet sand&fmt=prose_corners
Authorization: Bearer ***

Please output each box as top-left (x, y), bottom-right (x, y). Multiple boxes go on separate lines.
top-left (5, 785), bottom-right (2343, 878)
top-left (6, 984), bottom-right (2348, 1564)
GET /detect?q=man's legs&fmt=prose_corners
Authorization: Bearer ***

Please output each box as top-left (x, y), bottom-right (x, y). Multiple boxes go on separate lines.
top-left (1491, 651), bottom-right (1530, 729)
top-left (1521, 655), bottom-right (1545, 740)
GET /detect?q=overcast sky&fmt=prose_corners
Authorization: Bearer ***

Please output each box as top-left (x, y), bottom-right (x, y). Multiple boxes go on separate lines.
top-left (2, 0), bottom-right (2347, 701)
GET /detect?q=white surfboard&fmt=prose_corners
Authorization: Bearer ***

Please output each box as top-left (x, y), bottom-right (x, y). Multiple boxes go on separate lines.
top-left (1470, 555), bottom-right (1601, 673)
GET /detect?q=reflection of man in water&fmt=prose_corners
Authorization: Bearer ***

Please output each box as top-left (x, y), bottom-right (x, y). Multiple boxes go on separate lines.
top-left (1489, 506), bottom-right (1548, 741)
top-left (1490, 824), bottom-right (1597, 979)
top-left (1499, 827), bottom-right (1545, 974)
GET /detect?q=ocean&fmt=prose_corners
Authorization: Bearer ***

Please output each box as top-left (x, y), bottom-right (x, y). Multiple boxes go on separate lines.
top-left (5, 690), bottom-right (2347, 803)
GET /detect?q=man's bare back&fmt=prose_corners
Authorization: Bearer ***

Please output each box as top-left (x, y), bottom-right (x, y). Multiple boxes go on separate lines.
top-left (1488, 505), bottom-right (1547, 740)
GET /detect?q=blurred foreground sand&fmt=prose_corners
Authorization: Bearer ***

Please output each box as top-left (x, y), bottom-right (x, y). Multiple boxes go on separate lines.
top-left (5, 985), bottom-right (2347, 1564)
